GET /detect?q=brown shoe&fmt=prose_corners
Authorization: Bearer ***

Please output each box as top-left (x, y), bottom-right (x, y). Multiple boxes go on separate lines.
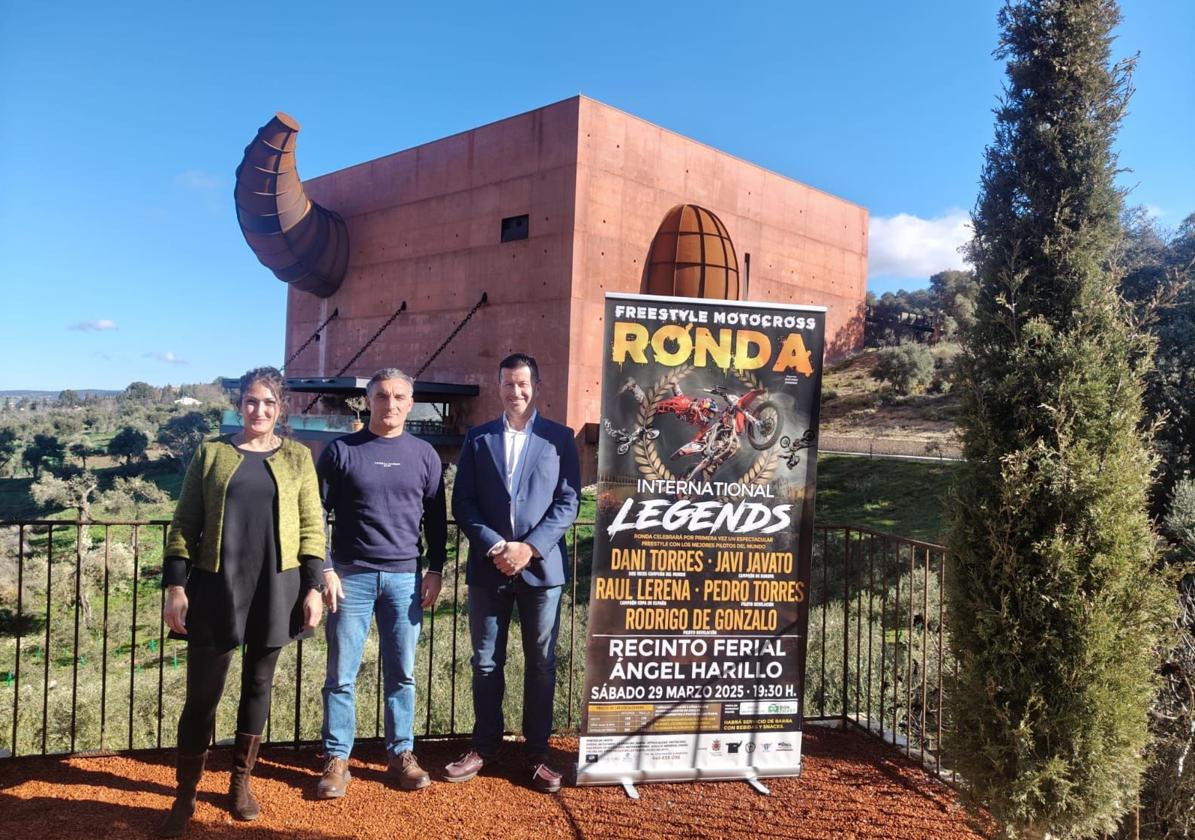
top-left (316, 756), bottom-right (351, 799)
top-left (388, 750), bottom-right (431, 791)
top-left (443, 750), bottom-right (487, 783)
top-left (530, 759), bottom-right (562, 794)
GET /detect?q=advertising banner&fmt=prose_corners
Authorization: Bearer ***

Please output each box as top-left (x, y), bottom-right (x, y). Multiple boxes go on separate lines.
top-left (577, 292), bottom-right (825, 786)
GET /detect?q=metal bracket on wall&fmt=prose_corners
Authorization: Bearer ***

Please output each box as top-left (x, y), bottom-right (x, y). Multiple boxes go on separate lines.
top-left (302, 301), bottom-right (407, 413)
top-left (281, 307), bottom-right (339, 372)
top-left (414, 292), bottom-right (489, 378)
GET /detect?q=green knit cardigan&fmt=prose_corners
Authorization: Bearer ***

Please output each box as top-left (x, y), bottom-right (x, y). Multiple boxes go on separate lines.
top-left (165, 435), bottom-right (325, 573)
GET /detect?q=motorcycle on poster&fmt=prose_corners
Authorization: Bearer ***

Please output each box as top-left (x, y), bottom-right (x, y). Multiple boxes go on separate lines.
top-left (578, 292), bottom-right (826, 786)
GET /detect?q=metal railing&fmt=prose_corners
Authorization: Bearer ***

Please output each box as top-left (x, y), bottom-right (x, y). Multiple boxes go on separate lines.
top-left (0, 518), bottom-right (952, 783)
top-left (804, 527), bottom-right (954, 784)
top-left (0, 517), bottom-right (596, 758)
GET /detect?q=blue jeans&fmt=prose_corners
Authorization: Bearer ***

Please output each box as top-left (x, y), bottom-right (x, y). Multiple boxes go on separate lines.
top-left (468, 579), bottom-right (563, 757)
top-left (322, 565), bottom-right (421, 758)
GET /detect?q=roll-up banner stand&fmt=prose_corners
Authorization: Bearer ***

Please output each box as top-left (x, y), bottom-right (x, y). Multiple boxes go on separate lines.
top-left (577, 292), bottom-right (826, 786)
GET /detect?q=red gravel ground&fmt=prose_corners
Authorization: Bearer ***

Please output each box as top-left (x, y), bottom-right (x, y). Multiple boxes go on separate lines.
top-left (0, 727), bottom-right (990, 839)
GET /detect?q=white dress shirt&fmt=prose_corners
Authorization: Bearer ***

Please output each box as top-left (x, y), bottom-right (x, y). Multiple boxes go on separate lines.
top-left (503, 410), bottom-right (535, 492)
top-left (489, 410), bottom-right (537, 556)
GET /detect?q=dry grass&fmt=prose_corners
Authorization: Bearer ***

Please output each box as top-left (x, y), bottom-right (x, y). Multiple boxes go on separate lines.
top-left (820, 347), bottom-right (962, 447)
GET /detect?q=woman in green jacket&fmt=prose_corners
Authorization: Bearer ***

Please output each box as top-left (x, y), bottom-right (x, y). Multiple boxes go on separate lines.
top-left (158, 367), bottom-right (325, 837)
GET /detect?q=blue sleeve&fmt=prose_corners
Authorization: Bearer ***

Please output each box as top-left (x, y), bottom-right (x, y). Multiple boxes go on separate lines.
top-left (451, 428), bottom-right (505, 553)
top-left (316, 441), bottom-right (340, 568)
top-left (524, 426), bottom-right (581, 560)
top-left (422, 451), bottom-right (448, 572)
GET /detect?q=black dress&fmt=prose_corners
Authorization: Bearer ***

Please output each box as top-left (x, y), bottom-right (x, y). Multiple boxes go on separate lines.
top-left (173, 448), bottom-right (314, 649)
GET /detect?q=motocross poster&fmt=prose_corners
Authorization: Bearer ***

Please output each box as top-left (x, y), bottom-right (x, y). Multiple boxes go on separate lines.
top-left (576, 292), bottom-right (826, 786)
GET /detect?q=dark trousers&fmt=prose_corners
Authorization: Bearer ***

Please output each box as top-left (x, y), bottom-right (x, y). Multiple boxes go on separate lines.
top-left (468, 579), bottom-right (563, 757)
top-left (176, 643), bottom-right (282, 754)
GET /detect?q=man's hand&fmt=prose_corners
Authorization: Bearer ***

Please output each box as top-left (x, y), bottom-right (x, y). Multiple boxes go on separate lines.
top-left (323, 569), bottom-right (344, 613)
top-left (496, 541), bottom-right (534, 576)
top-left (163, 585), bottom-right (188, 635)
top-left (421, 573), bottom-right (443, 608)
top-left (302, 588), bottom-right (324, 631)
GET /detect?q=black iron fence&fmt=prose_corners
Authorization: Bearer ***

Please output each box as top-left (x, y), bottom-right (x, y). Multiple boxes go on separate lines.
top-left (804, 527), bottom-right (955, 784)
top-left (0, 519), bottom-right (952, 782)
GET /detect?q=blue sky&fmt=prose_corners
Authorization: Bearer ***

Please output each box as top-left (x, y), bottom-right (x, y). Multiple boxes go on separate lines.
top-left (1, 1), bottom-right (1191, 391)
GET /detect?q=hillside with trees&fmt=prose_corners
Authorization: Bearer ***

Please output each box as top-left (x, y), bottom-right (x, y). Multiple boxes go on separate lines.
top-left (0, 380), bottom-right (231, 520)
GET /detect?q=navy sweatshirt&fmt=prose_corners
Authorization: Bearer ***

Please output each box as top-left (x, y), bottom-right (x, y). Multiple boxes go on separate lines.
top-left (316, 429), bottom-right (448, 573)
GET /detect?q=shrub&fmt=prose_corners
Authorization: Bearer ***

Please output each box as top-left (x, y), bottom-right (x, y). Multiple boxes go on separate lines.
top-left (1163, 477), bottom-right (1195, 554)
top-left (872, 344), bottom-right (934, 395)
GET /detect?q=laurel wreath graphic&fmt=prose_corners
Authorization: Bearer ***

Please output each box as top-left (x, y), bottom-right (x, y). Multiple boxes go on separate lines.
top-left (631, 368), bottom-right (686, 482)
top-left (632, 365), bottom-right (780, 495)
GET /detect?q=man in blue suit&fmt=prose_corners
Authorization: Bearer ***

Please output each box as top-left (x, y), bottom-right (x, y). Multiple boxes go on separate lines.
top-left (444, 352), bottom-right (580, 793)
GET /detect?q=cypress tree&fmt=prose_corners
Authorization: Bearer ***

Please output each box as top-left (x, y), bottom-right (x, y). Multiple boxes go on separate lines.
top-left (946, 1), bottom-right (1173, 836)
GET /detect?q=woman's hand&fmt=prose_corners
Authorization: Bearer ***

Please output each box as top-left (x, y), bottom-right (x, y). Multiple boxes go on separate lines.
top-left (164, 586), bottom-right (188, 635)
top-left (302, 587), bottom-right (324, 631)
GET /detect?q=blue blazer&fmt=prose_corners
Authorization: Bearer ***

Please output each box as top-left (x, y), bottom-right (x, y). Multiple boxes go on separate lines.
top-left (452, 414), bottom-right (581, 588)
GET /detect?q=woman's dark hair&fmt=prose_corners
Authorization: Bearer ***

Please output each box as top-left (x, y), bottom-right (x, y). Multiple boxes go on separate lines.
top-left (237, 366), bottom-right (289, 432)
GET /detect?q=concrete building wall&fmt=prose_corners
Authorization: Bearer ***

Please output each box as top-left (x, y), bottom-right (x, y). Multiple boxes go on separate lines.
top-left (276, 96), bottom-right (866, 474)
top-left (283, 98), bottom-right (583, 428)
top-left (566, 97), bottom-right (868, 437)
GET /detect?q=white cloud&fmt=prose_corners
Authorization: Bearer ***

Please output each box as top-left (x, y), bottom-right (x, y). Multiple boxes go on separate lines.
top-left (176, 170), bottom-right (223, 192)
top-left (146, 351), bottom-right (188, 365)
top-left (176, 169), bottom-right (226, 214)
top-left (1144, 204), bottom-right (1166, 220)
top-left (869, 210), bottom-right (973, 279)
top-left (69, 319), bottom-right (118, 332)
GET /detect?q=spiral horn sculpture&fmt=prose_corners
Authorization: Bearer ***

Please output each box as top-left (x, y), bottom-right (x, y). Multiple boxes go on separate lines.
top-left (234, 112), bottom-right (348, 297)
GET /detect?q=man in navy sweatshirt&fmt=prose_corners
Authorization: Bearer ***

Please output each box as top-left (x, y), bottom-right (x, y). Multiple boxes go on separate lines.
top-left (314, 368), bottom-right (447, 798)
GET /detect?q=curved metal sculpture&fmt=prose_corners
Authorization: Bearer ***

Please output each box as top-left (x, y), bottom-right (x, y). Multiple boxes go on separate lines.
top-left (234, 112), bottom-right (348, 297)
top-left (641, 204), bottom-right (739, 300)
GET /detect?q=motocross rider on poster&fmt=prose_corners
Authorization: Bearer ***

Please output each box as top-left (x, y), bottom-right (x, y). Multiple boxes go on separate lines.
top-left (619, 377), bottom-right (735, 480)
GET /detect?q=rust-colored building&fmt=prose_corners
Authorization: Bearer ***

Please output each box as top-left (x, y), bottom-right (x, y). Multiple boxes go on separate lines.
top-left (247, 96), bottom-right (867, 471)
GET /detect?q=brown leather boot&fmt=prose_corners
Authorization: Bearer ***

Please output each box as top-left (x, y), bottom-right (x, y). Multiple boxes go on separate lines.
top-left (388, 750), bottom-right (431, 791)
top-left (316, 755), bottom-right (351, 799)
top-left (228, 732), bottom-right (261, 821)
top-left (158, 751), bottom-right (207, 838)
